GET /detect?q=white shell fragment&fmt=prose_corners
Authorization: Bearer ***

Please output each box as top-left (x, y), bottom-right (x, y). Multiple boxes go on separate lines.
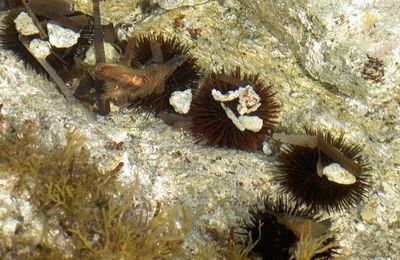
top-left (239, 115), bottom-right (263, 132)
top-left (221, 103), bottom-right (263, 132)
top-left (322, 163), bottom-right (357, 185)
top-left (221, 103), bottom-right (245, 131)
top-left (212, 85), bottom-right (261, 115)
top-left (47, 23), bottom-right (80, 48)
top-left (236, 85), bottom-right (261, 115)
top-left (29, 39), bottom-right (51, 59)
top-left (212, 88), bottom-right (241, 102)
top-left (213, 84), bottom-right (264, 132)
top-left (169, 89), bottom-right (192, 114)
top-left (14, 12), bottom-right (39, 36)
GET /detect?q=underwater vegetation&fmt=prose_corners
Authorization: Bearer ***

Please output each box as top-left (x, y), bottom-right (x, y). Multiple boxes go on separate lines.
top-left (0, 123), bottom-right (191, 259)
top-left (240, 196), bottom-right (339, 260)
top-left (190, 68), bottom-right (280, 151)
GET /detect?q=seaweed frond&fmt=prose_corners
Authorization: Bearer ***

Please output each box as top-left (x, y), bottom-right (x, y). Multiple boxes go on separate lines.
top-left (0, 122), bottom-right (191, 259)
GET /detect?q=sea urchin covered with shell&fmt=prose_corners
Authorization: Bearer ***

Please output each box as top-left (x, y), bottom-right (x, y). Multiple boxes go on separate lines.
top-left (274, 130), bottom-right (370, 213)
top-left (189, 67), bottom-right (279, 151)
top-left (241, 196), bottom-right (339, 259)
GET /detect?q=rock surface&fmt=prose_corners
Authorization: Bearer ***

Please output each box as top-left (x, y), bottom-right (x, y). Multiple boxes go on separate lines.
top-left (0, 0), bottom-right (399, 258)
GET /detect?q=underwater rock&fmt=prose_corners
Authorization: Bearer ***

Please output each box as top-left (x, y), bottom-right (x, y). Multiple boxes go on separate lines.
top-left (240, 0), bottom-right (400, 100)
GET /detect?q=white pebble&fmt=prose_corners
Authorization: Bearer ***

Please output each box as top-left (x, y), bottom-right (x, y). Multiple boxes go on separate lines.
top-left (262, 141), bottom-right (273, 155)
top-left (169, 89), bottom-right (192, 114)
top-left (29, 39), bottom-right (51, 59)
top-left (14, 12), bottom-right (39, 36)
top-left (322, 163), bottom-right (356, 185)
top-left (48, 23), bottom-right (80, 48)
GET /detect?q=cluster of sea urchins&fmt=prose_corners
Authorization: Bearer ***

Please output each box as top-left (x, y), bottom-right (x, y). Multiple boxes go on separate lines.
top-left (0, 1), bottom-right (372, 257)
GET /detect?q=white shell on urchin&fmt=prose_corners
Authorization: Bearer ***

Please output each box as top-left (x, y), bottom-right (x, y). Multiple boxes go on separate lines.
top-left (14, 12), bottom-right (39, 36)
top-left (29, 39), bottom-right (51, 59)
top-left (47, 23), bottom-right (80, 48)
top-left (220, 103), bottom-right (263, 132)
top-left (322, 163), bottom-right (357, 185)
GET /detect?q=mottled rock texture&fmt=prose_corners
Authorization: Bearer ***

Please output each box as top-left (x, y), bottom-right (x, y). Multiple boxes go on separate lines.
top-left (0, 0), bottom-right (399, 258)
top-left (240, 0), bottom-right (400, 101)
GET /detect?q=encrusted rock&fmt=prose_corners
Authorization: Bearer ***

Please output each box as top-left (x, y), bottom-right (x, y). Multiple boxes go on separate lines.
top-left (47, 23), bottom-right (80, 48)
top-left (29, 39), bottom-right (51, 59)
top-left (169, 89), bottom-right (192, 114)
top-left (322, 163), bottom-right (356, 185)
top-left (14, 12), bottom-right (39, 36)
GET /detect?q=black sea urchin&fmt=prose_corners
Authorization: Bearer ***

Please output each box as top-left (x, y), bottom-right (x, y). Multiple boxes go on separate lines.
top-left (126, 34), bottom-right (201, 115)
top-left (275, 130), bottom-right (370, 213)
top-left (241, 196), bottom-right (339, 260)
top-left (189, 68), bottom-right (279, 151)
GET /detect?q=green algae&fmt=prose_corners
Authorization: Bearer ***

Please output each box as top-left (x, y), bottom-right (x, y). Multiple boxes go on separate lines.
top-left (0, 124), bottom-right (190, 259)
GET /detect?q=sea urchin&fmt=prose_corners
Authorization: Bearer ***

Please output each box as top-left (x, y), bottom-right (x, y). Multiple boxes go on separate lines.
top-left (274, 130), bottom-right (370, 213)
top-left (241, 196), bottom-right (339, 260)
top-left (125, 34), bottom-right (201, 115)
top-left (189, 67), bottom-right (279, 151)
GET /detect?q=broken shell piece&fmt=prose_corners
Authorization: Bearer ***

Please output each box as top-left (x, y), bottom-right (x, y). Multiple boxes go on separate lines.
top-left (169, 89), bottom-right (192, 114)
top-left (236, 85), bottom-right (261, 115)
top-left (322, 163), bottom-right (357, 185)
top-left (221, 103), bottom-right (245, 131)
top-left (238, 115), bottom-right (263, 132)
top-left (212, 88), bottom-right (241, 102)
top-left (47, 23), bottom-right (80, 48)
top-left (221, 103), bottom-right (263, 132)
top-left (14, 12), bottom-right (39, 36)
top-left (29, 39), bottom-right (51, 59)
